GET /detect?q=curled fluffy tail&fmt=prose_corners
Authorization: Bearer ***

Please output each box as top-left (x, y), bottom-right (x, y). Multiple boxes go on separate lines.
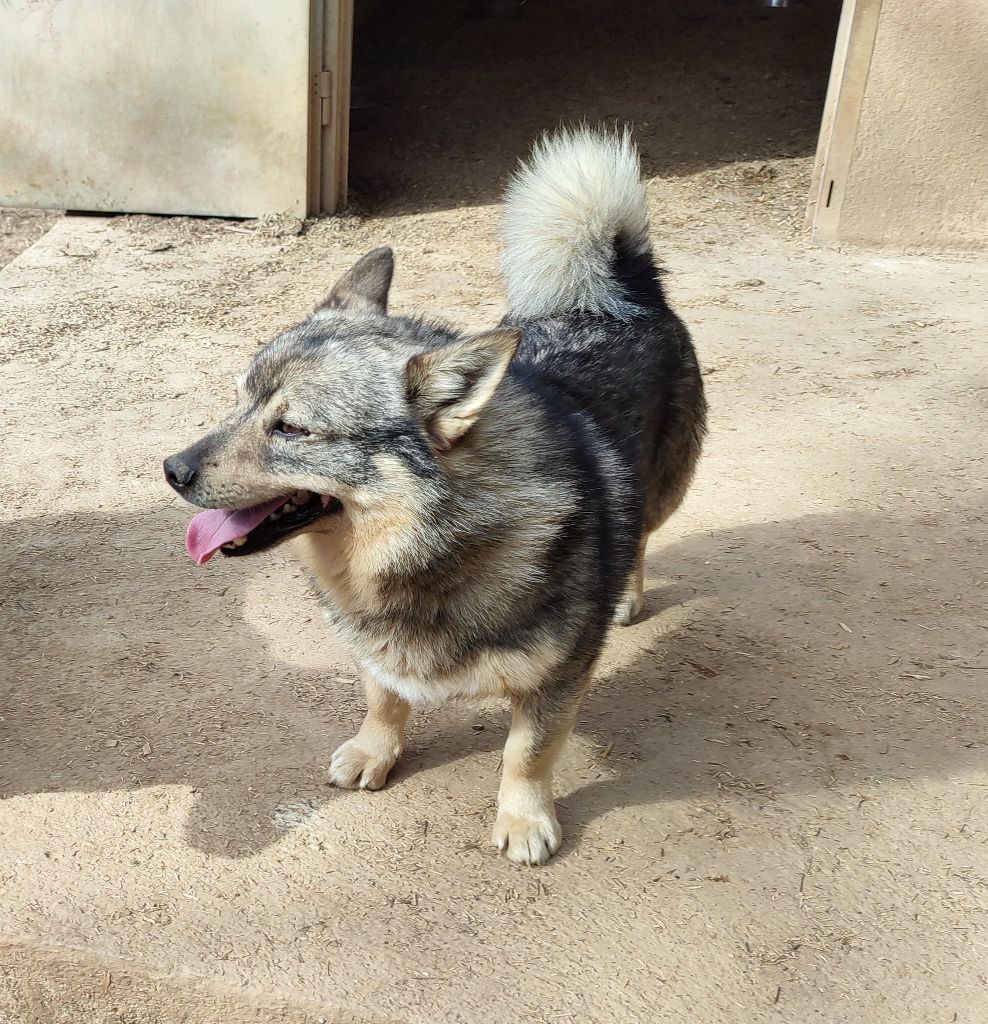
top-left (500, 127), bottom-right (660, 319)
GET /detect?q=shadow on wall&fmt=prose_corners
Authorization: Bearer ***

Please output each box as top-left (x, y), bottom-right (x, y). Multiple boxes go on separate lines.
top-left (348, 0), bottom-right (843, 214)
top-left (2, 497), bottom-right (985, 859)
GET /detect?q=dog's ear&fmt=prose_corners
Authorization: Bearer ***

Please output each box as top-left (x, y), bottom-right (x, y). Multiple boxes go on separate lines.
top-left (317, 247), bottom-right (394, 314)
top-left (406, 328), bottom-right (521, 451)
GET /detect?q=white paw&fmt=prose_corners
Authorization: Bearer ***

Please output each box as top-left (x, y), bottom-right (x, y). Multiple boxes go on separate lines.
top-left (328, 737), bottom-right (399, 790)
top-left (612, 590), bottom-right (644, 626)
top-left (492, 810), bottom-right (563, 866)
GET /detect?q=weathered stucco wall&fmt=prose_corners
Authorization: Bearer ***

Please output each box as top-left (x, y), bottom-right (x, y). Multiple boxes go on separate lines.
top-left (0, 0), bottom-right (313, 218)
top-left (837, 0), bottom-right (988, 247)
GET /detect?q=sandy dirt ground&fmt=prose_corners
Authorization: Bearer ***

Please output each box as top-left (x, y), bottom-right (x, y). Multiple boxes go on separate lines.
top-left (0, 209), bottom-right (61, 270)
top-left (3, 1), bottom-right (988, 1022)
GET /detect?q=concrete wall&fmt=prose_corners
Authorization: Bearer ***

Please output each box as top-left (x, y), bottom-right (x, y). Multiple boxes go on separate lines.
top-left (812, 0), bottom-right (988, 248)
top-left (0, 0), bottom-right (313, 218)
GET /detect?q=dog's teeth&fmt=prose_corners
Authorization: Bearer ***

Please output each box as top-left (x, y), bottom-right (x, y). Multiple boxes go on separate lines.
top-left (284, 500), bottom-right (297, 513)
top-left (294, 490), bottom-right (309, 503)
top-left (268, 509), bottom-right (282, 520)
top-left (221, 543), bottom-right (235, 552)
top-left (231, 537), bottom-right (247, 547)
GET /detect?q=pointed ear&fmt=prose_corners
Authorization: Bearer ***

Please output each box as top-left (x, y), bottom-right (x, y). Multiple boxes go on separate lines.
top-left (317, 246), bottom-right (394, 314)
top-left (406, 328), bottom-right (521, 451)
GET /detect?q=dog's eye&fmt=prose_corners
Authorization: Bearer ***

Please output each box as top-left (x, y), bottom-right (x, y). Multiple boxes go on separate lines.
top-left (272, 420), bottom-right (310, 437)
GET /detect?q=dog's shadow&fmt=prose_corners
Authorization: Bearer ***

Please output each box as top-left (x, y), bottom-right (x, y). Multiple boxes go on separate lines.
top-left (388, 505), bottom-right (988, 856)
top-left (2, 501), bottom-right (985, 859)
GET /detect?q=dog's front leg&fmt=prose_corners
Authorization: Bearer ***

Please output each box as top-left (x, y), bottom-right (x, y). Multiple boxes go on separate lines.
top-left (328, 673), bottom-right (410, 790)
top-left (493, 692), bottom-right (581, 865)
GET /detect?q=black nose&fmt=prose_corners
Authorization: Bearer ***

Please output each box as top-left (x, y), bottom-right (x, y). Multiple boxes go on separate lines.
top-left (163, 454), bottom-right (197, 490)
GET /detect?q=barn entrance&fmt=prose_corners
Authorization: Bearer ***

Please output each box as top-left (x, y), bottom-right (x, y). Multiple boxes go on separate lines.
top-left (347, 0), bottom-right (843, 223)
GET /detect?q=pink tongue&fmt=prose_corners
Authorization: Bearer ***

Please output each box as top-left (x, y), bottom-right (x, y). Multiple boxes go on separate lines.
top-left (185, 497), bottom-right (288, 565)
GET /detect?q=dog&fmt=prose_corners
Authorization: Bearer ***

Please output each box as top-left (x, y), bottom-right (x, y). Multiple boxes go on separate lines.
top-left (164, 127), bottom-right (706, 865)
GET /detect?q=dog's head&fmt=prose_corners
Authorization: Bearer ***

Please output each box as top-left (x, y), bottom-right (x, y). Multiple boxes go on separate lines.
top-left (164, 247), bottom-right (520, 564)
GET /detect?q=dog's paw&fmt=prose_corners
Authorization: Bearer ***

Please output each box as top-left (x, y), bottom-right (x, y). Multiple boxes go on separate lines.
top-left (492, 810), bottom-right (563, 866)
top-left (612, 590), bottom-right (644, 626)
top-left (328, 737), bottom-right (399, 790)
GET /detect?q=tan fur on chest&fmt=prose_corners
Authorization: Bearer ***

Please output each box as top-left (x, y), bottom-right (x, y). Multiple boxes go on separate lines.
top-left (293, 528), bottom-right (564, 705)
top-left (360, 642), bottom-right (562, 704)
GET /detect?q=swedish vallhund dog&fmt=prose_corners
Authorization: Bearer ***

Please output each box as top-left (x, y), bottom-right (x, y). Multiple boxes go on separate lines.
top-left (164, 128), bottom-right (706, 865)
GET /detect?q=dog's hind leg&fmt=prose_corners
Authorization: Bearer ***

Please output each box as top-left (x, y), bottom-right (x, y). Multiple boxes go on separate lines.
top-left (493, 685), bottom-right (588, 865)
top-left (613, 536), bottom-right (647, 626)
top-left (614, 433), bottom-right (702, 627)
top-left (614, 360), bottom-right (707, 628)
top-left (328, 674), bottom-right (410, 790)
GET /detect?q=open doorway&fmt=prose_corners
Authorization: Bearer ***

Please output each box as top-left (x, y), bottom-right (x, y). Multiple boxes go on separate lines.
top-left (348, 0), bottom-right (843, 225)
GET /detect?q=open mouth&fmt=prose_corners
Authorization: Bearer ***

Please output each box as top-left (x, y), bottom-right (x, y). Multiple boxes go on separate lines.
top-left (185, 490), bottom-right (342, 565)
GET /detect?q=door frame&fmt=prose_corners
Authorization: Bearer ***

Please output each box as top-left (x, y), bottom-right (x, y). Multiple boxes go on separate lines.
top-left (308, 0), bottom-right (354, 214)
top-left (804, 0), bottom-right (883, 242)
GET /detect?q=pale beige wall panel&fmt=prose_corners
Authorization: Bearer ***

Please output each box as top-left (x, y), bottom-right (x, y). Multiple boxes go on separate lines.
top-left (811, 0), bottom-right (988, 248)
top-left (0, 0), bottom-right (313, 218)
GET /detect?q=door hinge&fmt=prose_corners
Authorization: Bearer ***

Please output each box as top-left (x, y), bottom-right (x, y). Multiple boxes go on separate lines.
top-left (317, 70), bottom-right (333, 126)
